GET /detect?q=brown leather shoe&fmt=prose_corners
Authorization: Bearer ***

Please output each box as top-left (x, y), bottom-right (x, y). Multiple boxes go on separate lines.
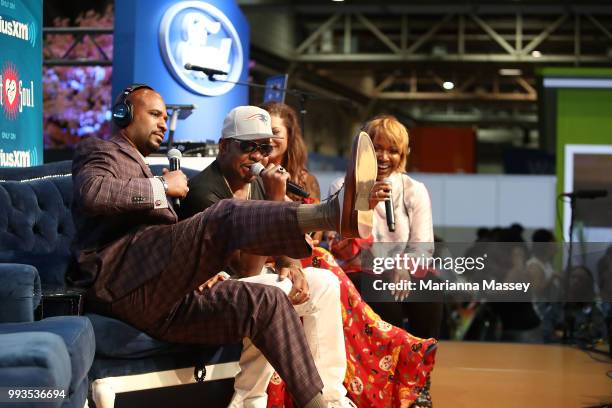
top-left (339, 131), bottom-right (377, 238)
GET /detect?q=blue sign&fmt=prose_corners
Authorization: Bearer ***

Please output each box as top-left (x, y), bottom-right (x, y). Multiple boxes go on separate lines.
top-left (113, 0), bottom-right (249, 143)
top-left (0, 0), bottom-right (42, 167)
top-left (159, 1), bottom-right (243, 96)
top-left (263, 74), bottom-right (288, 104)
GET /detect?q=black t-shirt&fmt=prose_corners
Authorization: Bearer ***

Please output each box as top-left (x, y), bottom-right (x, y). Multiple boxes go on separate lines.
top-left (178, 159), bottom-right (266, 220)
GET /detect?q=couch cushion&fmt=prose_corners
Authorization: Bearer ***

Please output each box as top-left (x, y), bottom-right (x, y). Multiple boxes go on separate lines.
top-left (0, 331), bottom-right (71, 395)
top-left (87, 313), bottom-right (241, 380)
top-left (0, 316), bottom-right (95, 394)
top-left (87, 313), bottom-right (177, 358)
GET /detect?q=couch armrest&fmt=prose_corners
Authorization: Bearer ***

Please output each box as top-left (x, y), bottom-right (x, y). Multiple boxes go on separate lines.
top-left (0, 264), bottom-right (42, 323)
top-left (0, 331), bottom-right (71, 391)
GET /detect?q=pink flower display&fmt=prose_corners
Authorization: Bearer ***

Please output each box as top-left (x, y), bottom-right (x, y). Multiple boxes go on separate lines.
top-left (43, 5), bottom-right (114, 148)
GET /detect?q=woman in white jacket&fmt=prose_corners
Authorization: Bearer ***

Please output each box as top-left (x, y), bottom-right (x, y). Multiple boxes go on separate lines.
top-left (365, 115), bottom-right (442, 340)
top-left (329, 115), bottom-right (442, 339)
top-left (328, 115), bottom-right (441, 407)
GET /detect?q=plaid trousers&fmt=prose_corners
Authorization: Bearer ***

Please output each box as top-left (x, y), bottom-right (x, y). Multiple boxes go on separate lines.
top-left (88, 199), bottom-right (323, 407)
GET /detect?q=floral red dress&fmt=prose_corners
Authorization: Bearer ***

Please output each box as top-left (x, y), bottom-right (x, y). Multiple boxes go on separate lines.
top-left (266, 247), bottom-right (437, 408)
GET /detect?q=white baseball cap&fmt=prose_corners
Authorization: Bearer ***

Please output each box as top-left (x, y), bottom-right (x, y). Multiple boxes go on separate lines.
top-left (221, 106), bottom-right (280, 140)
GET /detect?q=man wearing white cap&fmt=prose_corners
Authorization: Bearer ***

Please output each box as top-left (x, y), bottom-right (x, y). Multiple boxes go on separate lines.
top-left (180, 106), bottom-right (355, 408)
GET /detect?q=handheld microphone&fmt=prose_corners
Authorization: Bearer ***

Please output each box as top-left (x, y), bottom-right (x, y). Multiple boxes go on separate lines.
top-left (250, 162), bottom-right (310, 198)
top-left (184, 63), bottom-right (228, 77)
top-left (561, 190), bottom-right (607, 199)
top-left (167, 148), bottom-right (182, 207)
top-left (383, 178), bottom-right (395, 232)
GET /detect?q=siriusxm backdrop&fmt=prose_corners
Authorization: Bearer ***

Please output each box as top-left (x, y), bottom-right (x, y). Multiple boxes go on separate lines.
top-left (112, 0), bottom-right (249, 143)
top-left (0, 0), bottom-right (42, 167)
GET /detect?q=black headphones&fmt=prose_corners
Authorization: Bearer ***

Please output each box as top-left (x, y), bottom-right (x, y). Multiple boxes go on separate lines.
top-left (111, 84), bottom-right (154, 128)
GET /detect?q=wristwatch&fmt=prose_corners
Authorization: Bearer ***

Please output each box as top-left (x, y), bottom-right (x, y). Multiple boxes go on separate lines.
top-left (156, 176), bottom-right (168, 193)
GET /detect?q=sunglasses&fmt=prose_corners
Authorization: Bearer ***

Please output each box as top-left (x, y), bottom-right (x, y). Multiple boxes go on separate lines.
top-left (231, 139), bottom-right (274, 157)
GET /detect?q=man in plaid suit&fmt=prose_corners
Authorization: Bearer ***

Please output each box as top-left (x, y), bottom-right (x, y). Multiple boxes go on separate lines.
top-left (69, 85), bottom-right (376, 408)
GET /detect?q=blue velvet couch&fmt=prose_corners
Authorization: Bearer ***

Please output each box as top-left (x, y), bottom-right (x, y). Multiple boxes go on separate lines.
top-left (0, 160), bottom-right (240, 408)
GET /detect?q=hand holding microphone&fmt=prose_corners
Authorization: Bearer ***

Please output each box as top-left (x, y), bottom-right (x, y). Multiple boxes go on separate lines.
top-left (369, 179), bottom-right (395, 232)
top-left (163, 148), bottom-right (188, 207)
top-left (369, 180), bottom-right (391, 208)
top-left (250, 162), bottom-right (310, 200)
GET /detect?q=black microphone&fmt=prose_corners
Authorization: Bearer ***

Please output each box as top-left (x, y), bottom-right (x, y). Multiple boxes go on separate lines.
top-left (184, 63), bottom-right (228, 77)
top-left (167, 148), bottom-right (182, 207)
top-left (250, 162), bottom-right (310, 198)
top-left (383, 178), bottom-right (395, 232)
top-left (561, 190), bottom-right (607, 199)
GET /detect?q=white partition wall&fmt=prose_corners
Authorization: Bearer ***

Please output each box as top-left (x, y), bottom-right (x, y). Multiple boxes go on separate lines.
top-left (318, 172), bottom-right (557, 230)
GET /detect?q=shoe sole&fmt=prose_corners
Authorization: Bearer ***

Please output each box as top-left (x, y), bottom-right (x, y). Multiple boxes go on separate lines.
top-left (341, 131), bottom-right (377, 238)
top-left (354, 131), bottom-right (377, 211)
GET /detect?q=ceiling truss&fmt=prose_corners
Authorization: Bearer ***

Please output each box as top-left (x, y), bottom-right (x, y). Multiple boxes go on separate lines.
top-left (242, 2), bottom-right (612, 126)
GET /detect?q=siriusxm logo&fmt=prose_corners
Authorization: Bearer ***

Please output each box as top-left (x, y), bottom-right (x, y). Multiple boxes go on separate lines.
top-left (1, 63), bottom-right (36, 121)
top-left (159, 1), bottom-right (243, 96)
top-left (0, 149), bottom-right (33, 167)
top-left (0, 14), bottom-right (36, 47)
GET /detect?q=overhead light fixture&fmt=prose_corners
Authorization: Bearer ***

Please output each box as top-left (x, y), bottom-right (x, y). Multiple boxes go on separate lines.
top-left (443, 81), bottom-right (454, 90)
top-left (531, 50), bottom-right (542, 58)
top-left (332, 0), bottom-right (344, 2)
top-left (499, 68), bottom-right (522, 76)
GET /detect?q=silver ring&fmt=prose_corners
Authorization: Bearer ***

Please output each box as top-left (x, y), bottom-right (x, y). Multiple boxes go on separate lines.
top-left (277, 166), bottom-right (286, 174)
top-left (375, 191), bottom-right (379, 198)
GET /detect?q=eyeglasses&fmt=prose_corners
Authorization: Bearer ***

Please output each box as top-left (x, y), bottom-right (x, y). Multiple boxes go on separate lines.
top-left (231, 139), bottom-right (274, 157)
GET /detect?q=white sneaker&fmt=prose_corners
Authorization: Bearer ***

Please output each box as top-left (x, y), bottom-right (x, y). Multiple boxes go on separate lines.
top-left (328, 397), bottom-right (358, 408)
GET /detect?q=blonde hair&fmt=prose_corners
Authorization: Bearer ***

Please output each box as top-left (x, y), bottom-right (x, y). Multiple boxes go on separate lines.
top-left (363, 115), bottom-right (410, 171)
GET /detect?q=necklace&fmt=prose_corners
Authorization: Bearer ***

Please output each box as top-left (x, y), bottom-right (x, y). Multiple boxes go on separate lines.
top-left (223, 176), bottom-right (251, 200)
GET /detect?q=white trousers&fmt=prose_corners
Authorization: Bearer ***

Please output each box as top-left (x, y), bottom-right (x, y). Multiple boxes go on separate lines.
top-left (228, 267), bottom-right (347, 408)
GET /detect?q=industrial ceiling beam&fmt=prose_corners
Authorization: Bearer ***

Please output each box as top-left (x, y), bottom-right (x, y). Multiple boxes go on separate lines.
top-left (521, 14), bottom-right (569, 55)
top-left (295, 13), bottom-right (341, 54)
top-left (243, 2), bottom-right (612, 129)
top-left (405, 13), bottom-right (454, 55)
top-left (469, 13), bottom-right (516, 55)
top-left (355, 13), bottom-right (401, 54)
top-left (377, 92), bottom-right (536, 102)
top-left (294, 54), bottom-right (611, 63)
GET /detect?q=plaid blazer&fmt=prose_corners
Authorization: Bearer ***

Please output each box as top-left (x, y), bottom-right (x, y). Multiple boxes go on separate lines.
top-left (68, 135), bottom-right (177, 294)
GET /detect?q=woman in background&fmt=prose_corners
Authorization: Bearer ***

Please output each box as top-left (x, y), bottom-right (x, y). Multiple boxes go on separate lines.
top-left (260, 103), bottom-right (436, 408)
top-left (261, 101), bottom-right (321, 204)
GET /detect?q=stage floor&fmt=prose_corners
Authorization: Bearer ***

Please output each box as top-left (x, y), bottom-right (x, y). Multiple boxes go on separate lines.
top-left (431, 341), bottom-right (612, 407)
